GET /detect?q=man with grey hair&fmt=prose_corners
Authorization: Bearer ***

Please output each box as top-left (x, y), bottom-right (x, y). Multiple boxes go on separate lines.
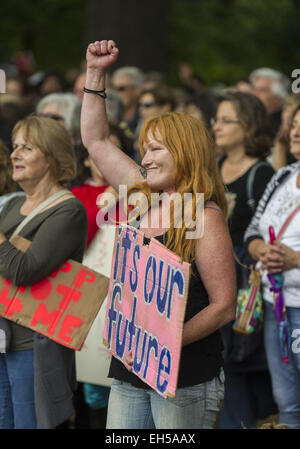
top-left (36, 92), bottom-right (82, 145)
top-left (249, 67), bottom-right (290, 137)
top-left (111, 66), bottom-right (145, 137)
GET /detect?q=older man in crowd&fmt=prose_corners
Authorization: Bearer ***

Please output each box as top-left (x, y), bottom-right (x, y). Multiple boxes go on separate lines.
top-left (249, 67), bottom-right (290, 138)
top-left (111, 66), bottom-right (145, 138)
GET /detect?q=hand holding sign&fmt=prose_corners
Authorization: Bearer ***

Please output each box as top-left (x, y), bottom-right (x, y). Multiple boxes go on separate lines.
top-left (103, 225), bottom-right (190, 398)
top-left (0, 235), bottom-right (109, 350)
top-left (123, 349), bottom-right (134, 372)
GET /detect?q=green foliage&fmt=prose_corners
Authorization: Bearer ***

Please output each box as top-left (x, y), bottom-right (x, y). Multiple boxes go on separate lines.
top-left (168, 0), bottom-right (300, 86)
top-left (1, 0), bottom-right (300, 86)
top-left (0, 0), bottom-right (85, 72)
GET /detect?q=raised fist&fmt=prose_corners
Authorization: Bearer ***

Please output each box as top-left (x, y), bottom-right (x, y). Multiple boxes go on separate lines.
top-left (86, 40), bottom-right (119, 72)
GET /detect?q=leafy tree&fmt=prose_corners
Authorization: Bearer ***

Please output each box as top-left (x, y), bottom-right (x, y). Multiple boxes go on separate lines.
top-left (0, 0), bottom-right (85, 72)
top-left (0, 0), bottom-right (299, 89)
top-left (168, 0), bottom-right (300, 86)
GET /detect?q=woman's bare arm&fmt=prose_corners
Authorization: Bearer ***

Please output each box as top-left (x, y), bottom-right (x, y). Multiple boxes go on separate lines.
top-left (182, 208), bottom-right (237, 347)
top-left (81, 40), bottom-right (143, 190)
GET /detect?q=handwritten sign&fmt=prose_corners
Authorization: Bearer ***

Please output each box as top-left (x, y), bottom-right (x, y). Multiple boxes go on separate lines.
top-left (0, 236), bottom-right (109, 350)
top-left (76, 225), bottom-right (116, 386)
top-left (103, 225), bottom-right (190, 398)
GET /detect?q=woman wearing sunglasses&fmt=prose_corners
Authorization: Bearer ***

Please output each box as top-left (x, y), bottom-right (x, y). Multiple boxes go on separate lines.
top-left (138, 85), bottom-right (176, 122)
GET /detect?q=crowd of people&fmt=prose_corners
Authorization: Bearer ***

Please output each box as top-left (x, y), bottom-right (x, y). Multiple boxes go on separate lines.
top-left (0, 38), bottom-right (300, 430)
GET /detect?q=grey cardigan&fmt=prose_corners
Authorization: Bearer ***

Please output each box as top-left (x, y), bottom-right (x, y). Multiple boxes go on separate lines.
top-left (244, 161), bottom-right (300, 247)
top-left (0, 196), bottom-right (88, 428)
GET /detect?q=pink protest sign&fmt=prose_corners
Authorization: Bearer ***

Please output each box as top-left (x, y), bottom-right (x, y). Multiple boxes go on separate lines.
top-left (103, 224), bottom-right (190, 398)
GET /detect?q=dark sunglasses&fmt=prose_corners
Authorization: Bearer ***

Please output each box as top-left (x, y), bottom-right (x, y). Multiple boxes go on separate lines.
top-left (115, 85), bottom-right (134, 92)
top-left (139, 102), bottom-right (155, 109)
top-left (38, 113), bottom-right (65, 122)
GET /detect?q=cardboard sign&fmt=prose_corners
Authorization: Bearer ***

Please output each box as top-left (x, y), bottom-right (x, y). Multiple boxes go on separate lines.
top-left (76, 225), bottom-right (116, 387)
top-left (103, 225), bottom-right (190, 398)
top-left (0, 235), bottom-right (109, 350)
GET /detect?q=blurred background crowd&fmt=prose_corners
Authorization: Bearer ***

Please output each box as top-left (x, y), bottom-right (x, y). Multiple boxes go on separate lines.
top-left (1, 36), bottom-right (299, 179)
top-left (1, 0), bottom-right (300, 431)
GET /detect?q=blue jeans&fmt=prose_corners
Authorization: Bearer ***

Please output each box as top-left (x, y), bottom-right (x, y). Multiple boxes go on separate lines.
top-left (218, 370), bottom-right (276, 429)
top-left (0, 349), bottom-right (37, 429)
top-left (264, 301), bottom-right (300, 429)
top-left (106, 371), bottom-right (225, 429)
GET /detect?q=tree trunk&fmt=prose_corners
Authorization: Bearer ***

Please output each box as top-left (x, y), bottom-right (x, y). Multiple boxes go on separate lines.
top-left (85, 0), bottom-right (169, 74)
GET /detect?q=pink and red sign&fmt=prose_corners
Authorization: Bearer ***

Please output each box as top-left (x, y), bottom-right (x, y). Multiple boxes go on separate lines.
top-left (103, 225), bottom-right (190, 398)
top-left (0, 236), bottom-right (109, 350)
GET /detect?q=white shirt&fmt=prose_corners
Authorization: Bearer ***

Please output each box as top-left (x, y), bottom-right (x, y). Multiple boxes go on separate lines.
top-left (259, 169), bottom-right (300, 307)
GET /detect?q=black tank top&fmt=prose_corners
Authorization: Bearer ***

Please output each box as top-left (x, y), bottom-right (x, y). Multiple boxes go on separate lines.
top-left (108, 232), bottom-right (223, 389)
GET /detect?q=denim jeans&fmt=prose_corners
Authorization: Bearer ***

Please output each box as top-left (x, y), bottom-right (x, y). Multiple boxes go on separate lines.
top-left (264, 301), bottom-right (300, 429)
top-left (0, 349), bottom-right (37, 429)
top-left (218, 370), bottom-right (277, 429)
top-left (106, 371), bottom-right (225, 429)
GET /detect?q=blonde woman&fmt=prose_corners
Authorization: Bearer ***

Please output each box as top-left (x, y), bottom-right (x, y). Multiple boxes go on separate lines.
top-left (81, 40), bottom-right (236, 429)
top-left (0, 116), bottom-right (88, 428)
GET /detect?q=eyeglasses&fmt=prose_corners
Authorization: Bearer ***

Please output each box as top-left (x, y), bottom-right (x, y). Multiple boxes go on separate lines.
top-left (210, 118), bottom-right (240, 126)
top-left (139, 102), bottom-right (155, 109)
top-left (114, 85), bottom-right (134, 92)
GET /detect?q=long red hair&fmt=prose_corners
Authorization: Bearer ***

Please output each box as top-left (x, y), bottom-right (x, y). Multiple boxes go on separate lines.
top-left (128, 112), bottom-right (227, 263)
